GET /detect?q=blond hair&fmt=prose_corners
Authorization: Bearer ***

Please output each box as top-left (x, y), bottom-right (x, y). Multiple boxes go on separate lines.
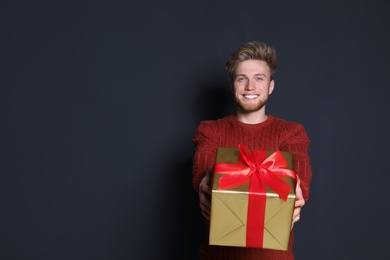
top-left (225, 41), bottom-right (277, 80)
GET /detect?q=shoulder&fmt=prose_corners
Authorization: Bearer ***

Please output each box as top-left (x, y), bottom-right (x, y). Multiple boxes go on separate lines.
top-left (196, 115), bottom-right (233, 131)
top-left (269, 115), bottom-right (310, 141)
top-left (193, 115), bottom-right (233, 144)
top-left (270, 115), bottom-right (307, 131)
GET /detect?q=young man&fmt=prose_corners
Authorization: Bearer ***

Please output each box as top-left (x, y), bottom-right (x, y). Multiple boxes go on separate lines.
top-left (192, 41), bottom-right (312, 259)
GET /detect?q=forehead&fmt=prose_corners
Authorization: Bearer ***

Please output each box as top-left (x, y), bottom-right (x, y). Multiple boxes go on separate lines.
top-left (235, 60), bottom-right (271, 76)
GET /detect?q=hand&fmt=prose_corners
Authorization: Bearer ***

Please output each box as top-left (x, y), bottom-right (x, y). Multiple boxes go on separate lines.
top-left (198, 166), bottom-right (213, 219)
top-left (292, 178), bottom-right (305, 229)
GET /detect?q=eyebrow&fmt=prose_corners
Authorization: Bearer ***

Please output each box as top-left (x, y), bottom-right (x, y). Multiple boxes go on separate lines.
top-left (235, 73), bottom-right (268, 78)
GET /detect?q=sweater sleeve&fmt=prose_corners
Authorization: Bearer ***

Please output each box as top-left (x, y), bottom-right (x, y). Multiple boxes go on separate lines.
top-left (279, 122), bottom-right (312, 201)
top-left (192, 120), bottom-right (219, 192)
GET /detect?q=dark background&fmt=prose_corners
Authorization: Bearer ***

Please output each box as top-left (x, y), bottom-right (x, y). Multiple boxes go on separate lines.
top-left (1, 0), bottom-right (389, 259)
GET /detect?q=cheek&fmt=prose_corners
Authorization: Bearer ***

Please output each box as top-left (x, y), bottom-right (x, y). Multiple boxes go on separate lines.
top-left (233, 86), bottom-right (242, 96)
top-left (233, 83), bottom-right (244, 92)
top-left (231, 85), bottom-right (237, 94)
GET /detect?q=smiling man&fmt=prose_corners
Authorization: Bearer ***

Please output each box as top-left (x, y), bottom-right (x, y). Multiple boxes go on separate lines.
top-left (233, 59), bottom-right (274, 123)
top-left (192, 41), bottom-right (312, 259)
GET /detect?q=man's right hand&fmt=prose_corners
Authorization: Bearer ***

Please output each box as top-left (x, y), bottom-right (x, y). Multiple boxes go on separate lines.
top-left (198, 166), bottom-right (213, 219)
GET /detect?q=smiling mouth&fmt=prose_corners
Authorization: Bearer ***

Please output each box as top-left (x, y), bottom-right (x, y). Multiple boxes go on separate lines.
top-left (243, 94), bottom-right (259, 99)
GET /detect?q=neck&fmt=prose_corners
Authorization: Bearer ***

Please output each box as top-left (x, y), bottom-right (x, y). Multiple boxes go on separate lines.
top-left (236, 109), bottom-right (268, 124)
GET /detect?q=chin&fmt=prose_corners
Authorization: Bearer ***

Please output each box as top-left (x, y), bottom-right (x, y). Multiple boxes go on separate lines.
top-left (236, 97), bottom-right (268, 113)
top-left (236, 102), bottom-right (265, 113)
top-left (237, 105), bottom-right (263, 113)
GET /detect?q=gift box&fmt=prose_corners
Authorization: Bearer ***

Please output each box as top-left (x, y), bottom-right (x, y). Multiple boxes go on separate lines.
top-left (209, 145), bottom-right (297, 250)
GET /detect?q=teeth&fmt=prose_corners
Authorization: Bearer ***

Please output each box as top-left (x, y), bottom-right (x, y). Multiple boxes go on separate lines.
top-left (244, 95), bottom-right (258, 99)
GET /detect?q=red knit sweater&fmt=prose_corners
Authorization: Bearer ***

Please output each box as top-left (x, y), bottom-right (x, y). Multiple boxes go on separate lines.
top-left (192, 114), bottom-right (312, 260)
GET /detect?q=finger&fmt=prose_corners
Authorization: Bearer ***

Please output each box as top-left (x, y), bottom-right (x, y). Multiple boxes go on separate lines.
top-left (294, 179), bottom-right (305, 208)
top-left (202, 185), bottom-right (211, 195)
top-left (201, 210), bottom-right (210, 220)
top-left (199, 176), bottom-right (212, 195)
top-left (295, 195), bottom-right (304, 206)
top-left (199, 183), bottom-right (211, 196)
top-left (200, 203), bottom-right (210, 214)
top-left (292, 207), bottom-right (301, 223)
top-left (295, 179), bottom-right (304, 201)
top-left (293, 213), bottom-right (301, 223)
top-left (200, 198), bottom-right (211, 220)
top-left (199, 186), bottom-right (211, 209)
top-left (295, 198), bottom-right (305, 208)
top-left (199, 194), bottom-right (211, 209)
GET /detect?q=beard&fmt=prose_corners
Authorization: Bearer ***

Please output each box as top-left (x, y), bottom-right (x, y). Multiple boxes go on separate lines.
top-left (235, 95), bottom-right (269, 113)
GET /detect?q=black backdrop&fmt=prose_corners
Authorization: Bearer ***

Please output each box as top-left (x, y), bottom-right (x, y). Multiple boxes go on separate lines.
top-left (1, 1), bottom-right (390, 259)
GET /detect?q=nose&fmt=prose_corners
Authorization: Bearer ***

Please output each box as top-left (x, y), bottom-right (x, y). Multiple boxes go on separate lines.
top-left (245, 79), bottom-right (255, 90)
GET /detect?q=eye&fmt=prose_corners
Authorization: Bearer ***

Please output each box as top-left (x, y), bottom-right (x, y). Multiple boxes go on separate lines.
top-left (256, 76), bottom-right (264, 81)
top-left (236, 76), bottom-right (246, 82)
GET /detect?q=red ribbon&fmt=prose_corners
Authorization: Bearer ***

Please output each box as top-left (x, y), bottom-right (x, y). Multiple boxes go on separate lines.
top-left (213, 144), bottom-right (297, 248)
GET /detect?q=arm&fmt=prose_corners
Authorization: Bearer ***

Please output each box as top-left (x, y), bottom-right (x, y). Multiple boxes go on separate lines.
top-left (280, 122), bottom-right (312, 201)
top-left (192, 121), bottom-right (219, 219)
top-left (279, 123), bottom-right (312, 227)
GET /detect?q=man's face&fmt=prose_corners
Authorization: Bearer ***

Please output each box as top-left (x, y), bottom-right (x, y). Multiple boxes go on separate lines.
top-left (232, 59), bottom-right (275, 113)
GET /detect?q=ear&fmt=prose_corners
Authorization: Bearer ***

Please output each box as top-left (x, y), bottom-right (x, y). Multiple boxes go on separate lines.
top-left (230, 81), bottom-right (234, 93)
top-left (269, 80), bottom-right (275, 95)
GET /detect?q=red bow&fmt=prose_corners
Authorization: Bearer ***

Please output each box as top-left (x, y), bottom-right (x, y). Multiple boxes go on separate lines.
top-left (215, 144), bottom-right (297, 201)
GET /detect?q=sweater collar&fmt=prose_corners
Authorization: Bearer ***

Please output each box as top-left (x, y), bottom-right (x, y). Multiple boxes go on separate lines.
top-left (229, 114), bottom-right (274, 129)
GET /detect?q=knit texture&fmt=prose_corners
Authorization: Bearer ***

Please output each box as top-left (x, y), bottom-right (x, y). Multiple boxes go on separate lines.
top-left (192, 114), bottom-right (312, 260)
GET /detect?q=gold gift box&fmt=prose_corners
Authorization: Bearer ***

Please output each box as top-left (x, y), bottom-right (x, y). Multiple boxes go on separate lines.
top-left (209, 147), bottom-right (296, 250)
